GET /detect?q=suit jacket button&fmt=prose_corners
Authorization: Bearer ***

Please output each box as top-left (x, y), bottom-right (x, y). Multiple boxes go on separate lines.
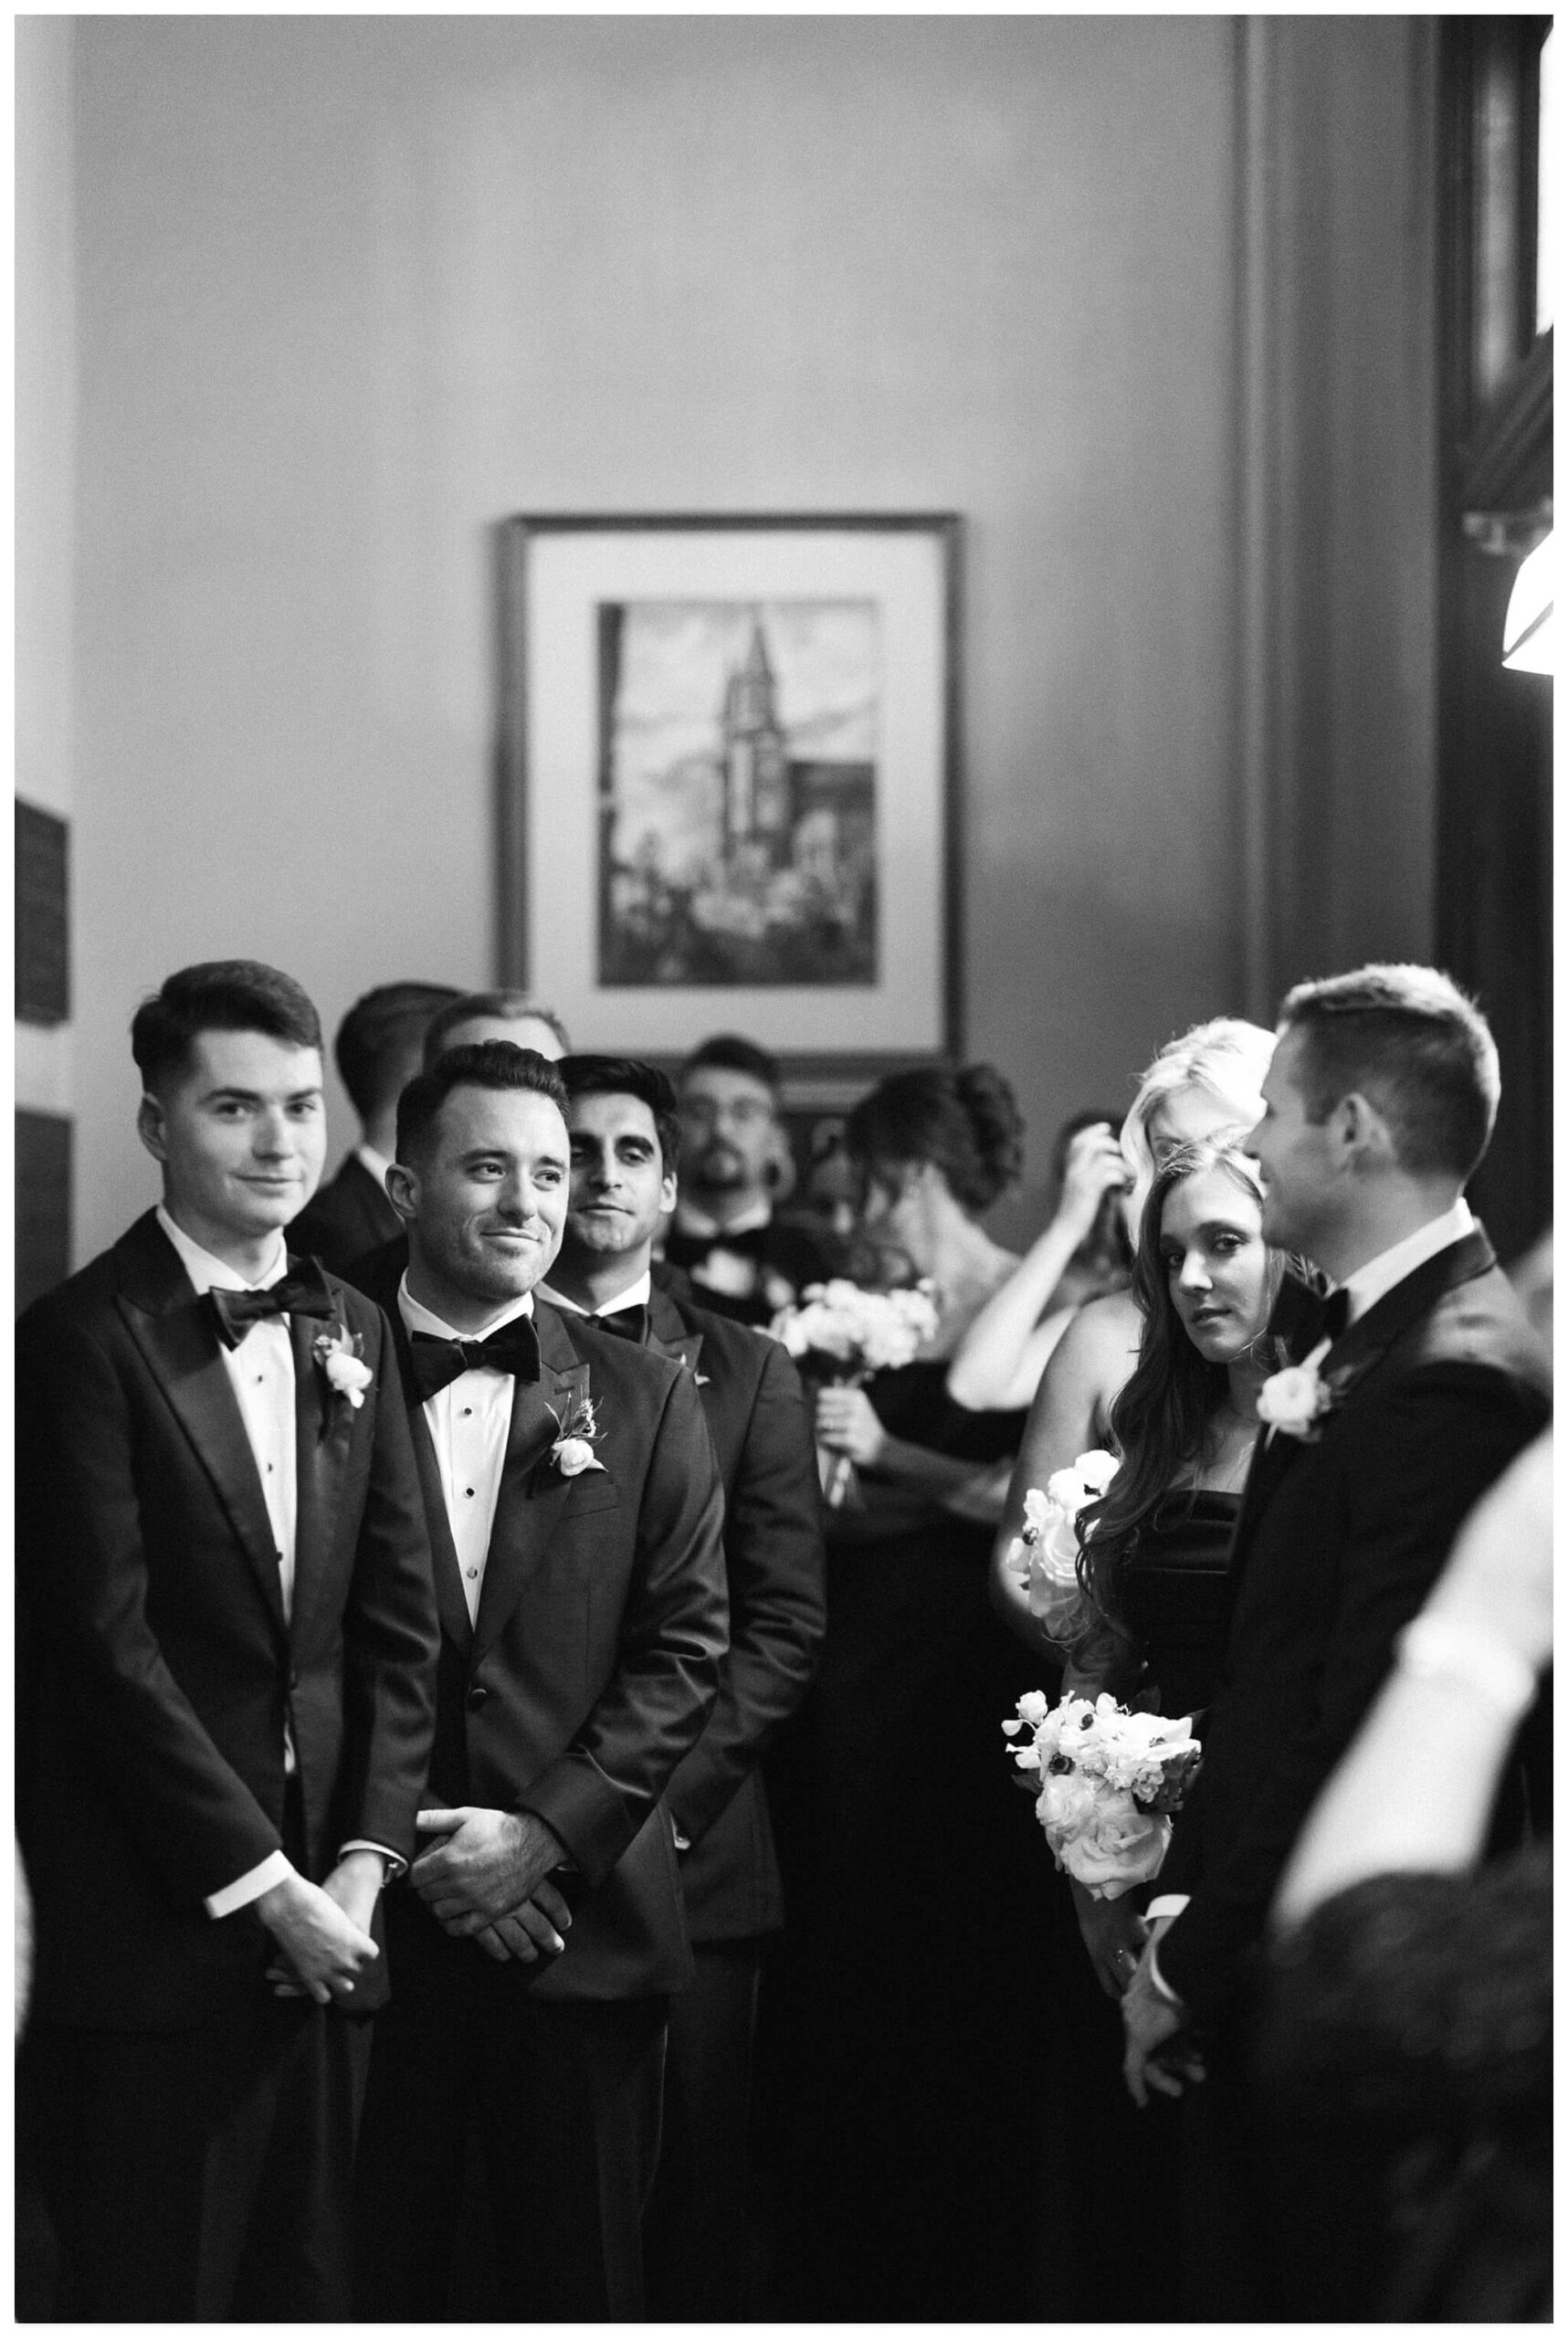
top-left (467, 1685), bottom-right (489, 1711)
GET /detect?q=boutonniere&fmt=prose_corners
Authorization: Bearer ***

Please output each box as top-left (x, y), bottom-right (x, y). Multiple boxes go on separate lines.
top-left (1257, 1359), bottom-right (1334, 1443)
top-left (313, 1320), bottom-right (374, 1410)
top-left (547, 1390), bottom-right (607, 1478)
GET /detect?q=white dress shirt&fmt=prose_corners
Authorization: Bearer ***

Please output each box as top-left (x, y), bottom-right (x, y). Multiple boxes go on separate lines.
top-left (535, 1269), bottom-right (652, 1325)
top-left (397, 1278), bottom-right (537, 1627)
top-left (1144, 1197), bottom-right (1477, 1988)
top-left (156, 1207), bottom-right (398, 1919)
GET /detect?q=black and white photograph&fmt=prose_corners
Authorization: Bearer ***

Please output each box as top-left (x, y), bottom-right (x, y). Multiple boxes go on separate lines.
top-left (14, 13), bottom-right (1553, 2327)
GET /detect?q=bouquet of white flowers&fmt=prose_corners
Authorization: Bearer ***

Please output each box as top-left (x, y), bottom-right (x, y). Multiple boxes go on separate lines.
top-left (1001, 1690), bottom-right (1202, 1900)
top-left (999, 1448), bottom-right (1118, 1644)
top-left (770, 1278), bottom-right (940, 1507)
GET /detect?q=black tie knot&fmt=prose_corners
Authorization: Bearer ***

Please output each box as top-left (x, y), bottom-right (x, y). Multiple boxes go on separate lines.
top-left (1268, 1272), bottom-right (1349, 1362)
top-left (408, 1318), bottom-right (542, 1402)
top-left (208, 1263), bottom-right (337, 1349)
top-left (591, 1305), bottom-right (647, 1345)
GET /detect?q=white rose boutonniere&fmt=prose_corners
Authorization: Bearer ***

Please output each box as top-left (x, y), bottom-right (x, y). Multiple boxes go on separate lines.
top-left (549, 1392), bottom-right (606, 1478)
top-left (1257, 1360), bottom-right (1332, 1441)
top-left (313, 1322), bottom-right (374, 1410)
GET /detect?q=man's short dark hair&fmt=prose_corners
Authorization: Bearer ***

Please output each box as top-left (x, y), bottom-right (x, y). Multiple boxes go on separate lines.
top-left (423, 990), bottom-right (572, 1069)
top-left (335, 982), bottom-right (462, 1122)
top-left (679, 1032), bottom-right (781, 1098)
top-left (559, 1056), bottom-right (682, 1174)
top-left (395, 1041), bottom-right (568, 1164)
top-left (1279, 964), bottom-right (1500, 1182)
top-left (131, 961), bottom-right (321, 1094)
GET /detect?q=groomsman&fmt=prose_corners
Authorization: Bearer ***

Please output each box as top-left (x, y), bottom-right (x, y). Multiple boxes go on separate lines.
top-left (539, 1055), bottom-right (827, 2318)
top-left (15, 961), bottom-right (440, 2320)
top-left (421, 985), bottom-right (571, 1065)
top-left (1120, 964), bottom-right (1551, 2316)
top-left (347, 1042), bottom-right (729, 2320)
top-left (290, 978), bottom-right (459, 1271)
top-left (665, 1032), bottom-right (843, 1324)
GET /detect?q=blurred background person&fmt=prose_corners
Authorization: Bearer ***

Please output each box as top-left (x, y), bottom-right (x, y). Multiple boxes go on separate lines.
top-left (947, 1105), bottom-right (1132, 1413)
top-left (667, 1034), bottom-right (841, 1324)
top-left (763, 1062), bottom-right (1059, 2321)
top-left (421, 986), bottom-right (571, 1064)
top-left (1259, 1419), bottom-right (1552, 2321)
top-left (984, 1016), bottom-right (1274, 1648)
top-left (290, 979), bottom-right (459, 1271)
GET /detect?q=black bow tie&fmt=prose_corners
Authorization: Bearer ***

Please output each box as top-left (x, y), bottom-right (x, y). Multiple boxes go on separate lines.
top-left (207, 1263), bottom-right (337, 1350)
top-left (591, 1305), bottom-right (647, 1346)
top-left (1268, 1275), bottom-right (1349, 1362)
top-left (408, 1318), bottom-right (542, 1402)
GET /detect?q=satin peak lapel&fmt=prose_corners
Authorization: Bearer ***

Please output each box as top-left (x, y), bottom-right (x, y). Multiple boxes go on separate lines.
top-left (115, 1221), bottom-right (288, 1641)
top-left (647, 1288), bottom-right (707, 1386)
top-left (471, 1343), bottom-right (593, 1663)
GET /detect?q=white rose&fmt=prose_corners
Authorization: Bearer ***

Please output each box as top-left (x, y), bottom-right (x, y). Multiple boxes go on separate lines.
top-left (1057, 1788), bottom-right (1172, 1901)
top-left (322, 1351), bottom-right (373, 1408)
top-left (553, 1437), bottom-right (605, 1478)
top-left (1257, 1364), bottom-right (1331, 1438)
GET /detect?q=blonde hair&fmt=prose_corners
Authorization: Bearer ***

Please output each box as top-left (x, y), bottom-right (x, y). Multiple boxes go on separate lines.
top-left (1119, 1017), bottom-right (1275, 1198)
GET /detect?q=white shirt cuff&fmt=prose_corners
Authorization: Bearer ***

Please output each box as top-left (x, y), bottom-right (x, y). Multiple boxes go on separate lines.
top-left (205, 1848), bottom-right (293, 1920)
top-left (1145, 1893), bottom-right (1191, 1922)
top-left (337, 1839), bottom-right (405, 1881)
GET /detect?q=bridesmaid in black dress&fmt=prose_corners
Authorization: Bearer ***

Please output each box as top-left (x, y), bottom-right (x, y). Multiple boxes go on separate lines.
top-left (992, 1134), bottom-right (1287, 2313)
top-left (761, 1064), bottom-right (1064, 2321)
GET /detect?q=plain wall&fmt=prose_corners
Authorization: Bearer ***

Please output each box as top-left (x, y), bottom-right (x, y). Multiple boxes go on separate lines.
top-left (65, 17), bottom-right (1434, 1259)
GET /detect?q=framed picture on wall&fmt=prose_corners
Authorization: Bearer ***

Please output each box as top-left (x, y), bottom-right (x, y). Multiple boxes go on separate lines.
top-left (498, 513), bottom-right (962, 1078)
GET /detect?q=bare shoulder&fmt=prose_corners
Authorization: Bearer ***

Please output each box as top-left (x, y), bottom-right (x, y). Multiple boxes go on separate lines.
top-left (1051, 1289), bottom-right (1142, 1377)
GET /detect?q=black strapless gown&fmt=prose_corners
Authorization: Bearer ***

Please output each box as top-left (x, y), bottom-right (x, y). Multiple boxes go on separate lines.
top-left (1116, 1486), bottom-right (1242, 1721)
top-left (758, 1363), bottom-right (1064, 2320)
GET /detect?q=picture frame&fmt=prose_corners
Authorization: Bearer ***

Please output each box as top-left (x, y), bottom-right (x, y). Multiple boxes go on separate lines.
top-left (497, 513), bottom-right (963, 1079)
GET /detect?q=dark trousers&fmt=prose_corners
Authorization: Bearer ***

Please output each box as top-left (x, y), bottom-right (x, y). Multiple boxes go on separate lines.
top-left (19, 1993), bottom-right (372, 2322)
top-left (644, 1936), bottom-right (764, 2320)
top-left (353, 1901), bottom-right (668, 2322)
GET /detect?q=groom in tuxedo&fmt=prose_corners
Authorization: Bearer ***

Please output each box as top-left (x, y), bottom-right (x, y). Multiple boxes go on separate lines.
top-left (347, 1042), bottom-right (729, 2321)
top-left (15, 960), bottom-right (440, 2321)
top-left (1121, 964), bottom-right (1551, 2316)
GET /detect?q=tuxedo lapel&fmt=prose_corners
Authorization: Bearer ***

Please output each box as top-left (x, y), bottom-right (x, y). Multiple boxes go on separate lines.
top-left (377, 1298), bottom-right (474, 1656)
top-left (647, 1287), bottom-right (705, 1385)
top-left (286, 1307), bottom-right (353, 1648)
top-left (1318, 1226), bottom-right (1498, 1397)
top-left (471, 1312), bottom-right (591, 1665)
top-left (114, 1215), bottom-right (288, 1642)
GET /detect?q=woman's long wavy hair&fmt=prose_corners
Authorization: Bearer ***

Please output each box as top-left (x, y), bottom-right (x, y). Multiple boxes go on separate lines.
top-left (1071, 1135), bottom-right (1288, 1665)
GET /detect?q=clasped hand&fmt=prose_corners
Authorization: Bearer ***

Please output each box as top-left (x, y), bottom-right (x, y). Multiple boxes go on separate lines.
top-left (815, 1385), bottom-right (887, 1468)
top-left (1121, 1915), bottom-right (1207, 2108)
top-left (411, 1806), bottom-right (573, 1967)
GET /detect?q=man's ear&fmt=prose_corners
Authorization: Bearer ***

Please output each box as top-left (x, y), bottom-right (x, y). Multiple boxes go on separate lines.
top-left (660, 1167), bottom-right (679, 1217)
top-left (136, 1092), bottom-right (168, 1165)
top-left (1337, 1090), bottom-right (1397, 1169)
top-left (384, 1160), bottom-right (419, 1225)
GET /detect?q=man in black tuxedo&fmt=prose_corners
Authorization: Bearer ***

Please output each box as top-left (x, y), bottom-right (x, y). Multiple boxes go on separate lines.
top-left (538, 1055), bottom-right (827, 2318)
top-left (347, 1043), bottom-right (729, 2321)
top-left (1120, 964), bottom-right (1551, 2317)
top-left (665, 1032), bottom-right (845, 1324)
top-left (289, 979), bottom-right (459, 1270)
top-left (15, 960), bottom-right (440, 2321)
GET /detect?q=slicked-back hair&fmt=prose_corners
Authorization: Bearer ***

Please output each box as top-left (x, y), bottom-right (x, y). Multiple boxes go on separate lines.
top-left (679, 1031), bottom-right (781, 1098)
top-left (422, 990), bottom-right (571, 1068)
top-left (395, 1042), bottom-right (569, 1165)
top-left (559, 1056), bottom-right (682, 1174)
top-left (1279, 964), bottom-right (1500, 1183)
top-left (335, 982), bottom-right (462, 1120)
top-left (131, 960), bottom-right (322, 1094)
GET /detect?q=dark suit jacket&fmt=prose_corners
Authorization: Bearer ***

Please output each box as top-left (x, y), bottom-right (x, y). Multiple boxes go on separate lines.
top-left (290, 1152), bottom-right (402, 1277)
top-left (15, 1210), bottom-right (441, 2031)
top-left (348, 1242), bottom-right (729, 2001)
top-left (1157, 1228), bottom-right (1551, 2020)
top-left (640, 1277), bottom-right (825, 1942)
